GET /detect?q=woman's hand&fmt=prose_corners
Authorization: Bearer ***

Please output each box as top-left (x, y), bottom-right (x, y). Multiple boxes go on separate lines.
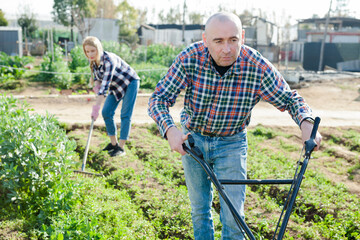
top-left (91, 105), bottom-right (101, 121)
top-left (93, 81), bottom-right (101, 94)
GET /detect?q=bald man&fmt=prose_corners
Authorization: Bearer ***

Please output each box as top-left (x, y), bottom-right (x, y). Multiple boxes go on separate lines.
top-left (148, 12), bottom-right (321, 240)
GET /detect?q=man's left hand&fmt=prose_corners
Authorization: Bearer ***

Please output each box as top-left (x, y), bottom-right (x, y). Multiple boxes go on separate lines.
top-left (300, 120), bottom-right (322, 151)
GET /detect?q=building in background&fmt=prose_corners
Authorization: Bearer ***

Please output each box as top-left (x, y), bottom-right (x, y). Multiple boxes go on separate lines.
top-left (294, 17), bottom-right (360, 71)
top-left (77, 18), bottom-right (120, 43)
top-left (137, 24), bottom-right (203, 46)
top-left (0, 27), bottom-right (23, 56)
top-left (243, 17), bottom-right (279, 62)
top-left (4, 17), bottom-right (120, 56)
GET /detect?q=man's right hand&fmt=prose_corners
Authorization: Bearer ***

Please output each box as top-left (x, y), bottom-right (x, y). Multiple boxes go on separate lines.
top-left (166, 127), bottom-right (190, 155)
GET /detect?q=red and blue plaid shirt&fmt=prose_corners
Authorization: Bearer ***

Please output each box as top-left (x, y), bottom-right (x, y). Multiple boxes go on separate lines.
top-left (148, 41), bottom-right (313, 137)
top-left (93, 51), bottom-right (139, 101)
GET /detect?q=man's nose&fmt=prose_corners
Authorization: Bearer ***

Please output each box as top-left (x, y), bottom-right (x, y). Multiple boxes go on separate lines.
top-left (223, 43), bottom-right (231, 53)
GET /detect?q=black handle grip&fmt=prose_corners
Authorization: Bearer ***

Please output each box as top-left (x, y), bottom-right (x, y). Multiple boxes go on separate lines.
top-left (188, 134), bottom-right (195, 147)
top-left (310, 117), bottom-right (321, 140)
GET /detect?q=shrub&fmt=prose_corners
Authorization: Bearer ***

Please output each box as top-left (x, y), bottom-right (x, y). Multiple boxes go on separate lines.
top-left (0, 52), bottom-right (33, 89)
top-left (0, 71), bottom-right (17, 89)
top-left (37, 44), bottom-right (73, 89)
top-left (145, 44), bottom-right (184, 67)
top-left (133, 62), bottom-right (168, 89)
top-left (73, 66), bottom-right (91, 86)
top-left (0, 52), bottom-right (33, 79)
top-left (0, 94), bottom-right (79, 224)
top-left (69, 45), bottom-right (89, 72)
top-left (102, 41), bottom-right (135, 64)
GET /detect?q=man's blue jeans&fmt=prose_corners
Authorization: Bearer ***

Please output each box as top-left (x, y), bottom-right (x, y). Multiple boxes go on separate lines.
top-left (102, 80), bottom-right (139, 140)
top-left (182, 128), bottom-right (248, 240)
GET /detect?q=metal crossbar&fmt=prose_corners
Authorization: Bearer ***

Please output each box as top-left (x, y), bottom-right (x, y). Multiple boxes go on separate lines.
top-left (182, 117), bottom-right (320, 240)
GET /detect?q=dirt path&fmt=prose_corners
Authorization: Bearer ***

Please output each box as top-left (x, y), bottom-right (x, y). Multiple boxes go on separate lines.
top-left (11, 77), bottom-right (360, 128)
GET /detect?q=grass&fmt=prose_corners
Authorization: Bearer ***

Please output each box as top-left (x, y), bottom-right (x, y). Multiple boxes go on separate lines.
top-left (1, 123), bottom-right (359, 239)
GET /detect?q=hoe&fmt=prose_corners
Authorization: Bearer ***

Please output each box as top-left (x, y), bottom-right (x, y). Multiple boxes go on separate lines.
top-left (73, 119), bottom-right (102, 177)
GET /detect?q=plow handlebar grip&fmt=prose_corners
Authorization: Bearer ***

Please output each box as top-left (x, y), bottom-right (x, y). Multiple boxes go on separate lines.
top-left (183, 135), bottom-right (204, 158)
top-left (304, 116), bottom-right (321, 157)
top-left (310, 117), bottom-right (321, 140)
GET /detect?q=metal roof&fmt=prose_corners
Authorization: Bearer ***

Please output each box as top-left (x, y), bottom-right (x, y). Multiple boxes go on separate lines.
top-left (298, 17), bottom-right (360, 28)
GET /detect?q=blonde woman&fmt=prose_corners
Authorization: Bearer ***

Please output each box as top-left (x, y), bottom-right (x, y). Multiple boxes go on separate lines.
top-left (83, 36), bottom-right (140, 157)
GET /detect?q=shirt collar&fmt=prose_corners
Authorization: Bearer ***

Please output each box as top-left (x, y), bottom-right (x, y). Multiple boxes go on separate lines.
top-left (98, 51), bottom-right (105, 68)
top-left (91, 52), bottom-right (105, 70)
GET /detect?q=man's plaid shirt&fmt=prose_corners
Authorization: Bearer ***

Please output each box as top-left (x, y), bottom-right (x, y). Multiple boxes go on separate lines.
top-left (93, 51), bottom-right (139, 101)
top-left (148, 41), bottom-right (312, 137)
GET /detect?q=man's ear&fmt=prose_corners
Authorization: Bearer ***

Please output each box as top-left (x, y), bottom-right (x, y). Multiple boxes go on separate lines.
top-left (202, 32), bottom-right (208, 47)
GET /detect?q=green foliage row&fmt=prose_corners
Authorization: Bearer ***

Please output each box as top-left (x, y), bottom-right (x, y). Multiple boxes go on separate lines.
top-left (67, 125), bottom-right (193, 239)
top-left (0, 95), bottom-right (161, 239)
top-left (66, 124), bottom-right (359, 239)
top-left (327, 128), bottom-right (360, 152)
top-left (1, 103), bottom-right (359, 239)
top-left (0, 94), bottom-right (78, 227)
top-left (25, 122), bottom-right (191, 239)
top-left (246, 126), bottom-right (360, 239)
top-left (134, 63), bottom-right (168, 89)
top-left (100, 40), bottom-right (183, 67)
top-left (0, 52), bottom-right (33, 89)
top-left (1, 41), bottom-right (182, 91)
top-left (144, 44), bottom-right (184, 67)
top-left (36, 44), bottom-right (73, 89)
top-left (67, 44), bottom-right (169, 90)
top-left (38, 177), bottom-right (156, 239)
top-left (28, 41), bottom-right (180, 90)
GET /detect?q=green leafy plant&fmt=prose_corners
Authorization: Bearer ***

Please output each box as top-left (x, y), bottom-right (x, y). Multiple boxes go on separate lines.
top-left (37, 44), bottom-right (73, 89)
top-left (68, 45), bottom-right (89, 72)
top-left (0, 94), bottom-right (79, 225)
top-left (102, 41), bottom-right (135, 64)
top-left (0, 52), bottom-right (33, 89)
top-left (133, 62), bottom-right (167, 89)
top-left (145, 44), bottom-right (184, 67)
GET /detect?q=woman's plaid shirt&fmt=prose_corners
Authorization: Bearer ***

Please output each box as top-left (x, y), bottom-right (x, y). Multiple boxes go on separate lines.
top-left (148, 41), bottom-right (312, 137)
top-left (93, 51), bottom-right (139, 101)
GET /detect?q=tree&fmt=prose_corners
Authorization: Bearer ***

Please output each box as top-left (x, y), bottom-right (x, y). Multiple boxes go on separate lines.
top-left (188, 12), bottom-right (204, 25)
top-left (95, 0), bottom-right (118, 19)
top-left (138, 9), bottom-right (148, 26)
top-left (158, 6), bottom-right (182, 24)
top-left (17, 8), bottom-right (38, 39)
top-left (0, 9), bottom-right (8, 26)
top-left (117, 0), bottom-right (140, 46)
top-left (239, 9), bottom-right (255, 27)
top-left (52, 0), bottom-right (96, 41)
top-left (333, 0), bottom-right (350, 17)
top-left (72, 0), bottom-right (97, 39)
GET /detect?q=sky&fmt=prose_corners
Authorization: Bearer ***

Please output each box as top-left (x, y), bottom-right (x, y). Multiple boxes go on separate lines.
top-left (1, 0), bottom-right (360, 26)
